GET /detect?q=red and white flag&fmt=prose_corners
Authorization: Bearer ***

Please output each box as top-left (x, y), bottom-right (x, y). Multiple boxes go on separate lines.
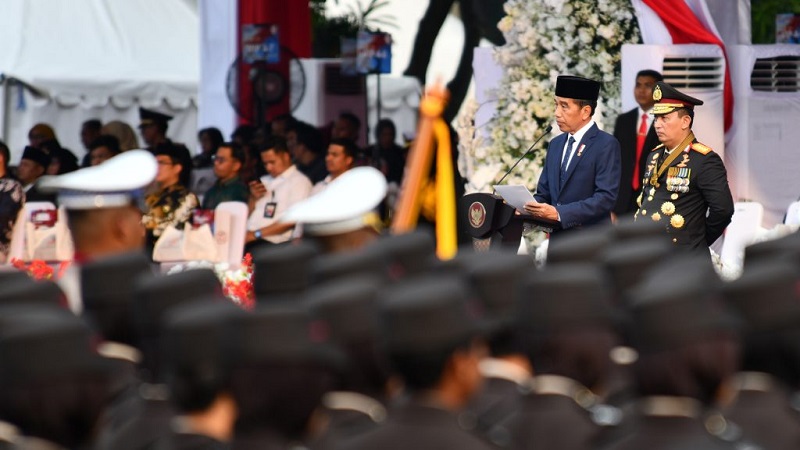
top-left (632, 0), bottom-right (734, 132)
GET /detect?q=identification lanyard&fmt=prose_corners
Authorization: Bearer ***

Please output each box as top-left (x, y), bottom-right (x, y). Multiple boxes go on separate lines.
top-left (263, 190), bottom-right (277, 218)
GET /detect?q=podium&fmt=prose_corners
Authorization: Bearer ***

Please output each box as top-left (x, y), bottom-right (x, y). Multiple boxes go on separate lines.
top-left (460, 193), bottom-right (560, 250)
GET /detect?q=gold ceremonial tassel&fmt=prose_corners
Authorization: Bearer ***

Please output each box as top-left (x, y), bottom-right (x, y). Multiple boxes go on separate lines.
top-left (432, 118), bottom-right (456, 259)
top-left (391, 84), bottom-right (456, 259)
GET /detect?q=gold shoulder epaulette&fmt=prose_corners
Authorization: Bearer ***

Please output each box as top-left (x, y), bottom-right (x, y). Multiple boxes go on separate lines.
top-left (691, 143), bottom-right (712, 155)
top-left (650, 144), bottom-right (665, 152)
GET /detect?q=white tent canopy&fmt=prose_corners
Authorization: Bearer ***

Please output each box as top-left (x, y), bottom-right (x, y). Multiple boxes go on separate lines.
top-left (0, 0), bottom-right (200, 162)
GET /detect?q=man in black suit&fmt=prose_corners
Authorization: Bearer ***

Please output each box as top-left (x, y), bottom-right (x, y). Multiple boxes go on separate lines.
top-left (613, 70), bottom-right (663, 217)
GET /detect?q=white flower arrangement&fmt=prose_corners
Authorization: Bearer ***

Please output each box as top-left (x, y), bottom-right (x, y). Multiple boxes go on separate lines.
top-left (458, 0), bottom-right (640, 192)
top-left (710, 248), bottom-right (742, 281)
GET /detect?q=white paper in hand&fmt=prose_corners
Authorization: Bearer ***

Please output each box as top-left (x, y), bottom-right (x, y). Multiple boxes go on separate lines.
top-left (493, 184), bottom-right (537, 212)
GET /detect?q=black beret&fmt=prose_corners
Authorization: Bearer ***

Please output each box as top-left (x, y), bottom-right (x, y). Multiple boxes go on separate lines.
top-left (306, 276), bottom-right (382, 342)
top-left (743, 232), bottom-right (800, 268)
top-left (546, 224), bottom-right (613, 264)
top-left (0, 270), bottom-right (31, 285)
top-left (628, 254), bottom-right (740, 353)
top-left (462, 251), bottom-right (532, 331)
top-left (0, 307), bottom-right (112, 385)
top-left (367, 230), bottom-right (437, 280)
top-left (425, 247), bottom-right (487, 277)
top-left (613, 216), bottom-right (668, 243)
top-left (517, 263), bottom-right (619, 333)
top-left (311, 246), bottom-right (389, 284)
top-left (602, 238), bottom-right (672, 304)
top-left (162, 300), bottom-right (245, 376)
top-left (555, 75), bottom-right (600, 102)
top-left (252, 241), bottom-right (319, 303)
top-left (0, 277), bottom-right (65, 308)
top-left (723, 260), bottom-right (800, 332)
top-left (133, 269), bottom-right (225, 340)
top-left (81, 251), bottom-right (153, 344)
top-left (227, 304), bottom-right (343, 368)
top-left (381, 275), bottom-right (486, 353)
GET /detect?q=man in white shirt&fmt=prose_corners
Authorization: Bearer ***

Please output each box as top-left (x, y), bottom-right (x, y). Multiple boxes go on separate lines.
top-left (310, 138), bottom-right (357, 196)
top-left (245, 137), bottom-right (312, 251)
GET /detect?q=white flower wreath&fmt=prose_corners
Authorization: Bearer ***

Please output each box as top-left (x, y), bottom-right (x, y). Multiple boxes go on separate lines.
top-left (458, 0), bottom-right (640, 193)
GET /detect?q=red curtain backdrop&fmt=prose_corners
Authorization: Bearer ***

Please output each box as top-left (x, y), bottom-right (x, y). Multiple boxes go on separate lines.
top-left (237, 0), bottom-right (312, 124)
top-left (642, 0), bottom-right (734, 132)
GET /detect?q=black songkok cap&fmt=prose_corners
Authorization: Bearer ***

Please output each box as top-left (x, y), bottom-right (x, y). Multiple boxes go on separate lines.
top-left (555, 75), bottom-right (600, 102)
top-left (252, 241), bottom-right (319, 303)
top-left (21, 145), bottom-right (52, 168)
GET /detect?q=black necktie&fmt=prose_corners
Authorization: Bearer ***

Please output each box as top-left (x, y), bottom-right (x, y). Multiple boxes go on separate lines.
top-left (561, 136), bottom-right (575, 181)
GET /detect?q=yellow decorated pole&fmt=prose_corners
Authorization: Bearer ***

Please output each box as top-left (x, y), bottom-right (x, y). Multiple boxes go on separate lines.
top-left (391, 84), bottom-right (457, 260)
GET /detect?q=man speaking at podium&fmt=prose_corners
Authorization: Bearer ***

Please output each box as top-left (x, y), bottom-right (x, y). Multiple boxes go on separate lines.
top-left (524, 75), bottom-right (621, 236)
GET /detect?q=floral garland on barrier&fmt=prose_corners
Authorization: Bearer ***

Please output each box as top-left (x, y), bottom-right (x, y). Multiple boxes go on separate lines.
top-left (167, 254), bottom-right (255, 309)
top-left (459, 0), bottom-right (640, 192)
top-left (10, 258), bottom-right (70, 280)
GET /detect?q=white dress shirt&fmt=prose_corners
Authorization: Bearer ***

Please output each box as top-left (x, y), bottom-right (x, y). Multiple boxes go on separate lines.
top-left (246, 165), bottom-right (312, 244)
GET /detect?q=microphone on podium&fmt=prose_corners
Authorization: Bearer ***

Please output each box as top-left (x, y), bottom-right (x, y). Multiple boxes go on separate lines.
top-left (495, 124), bottom-right (553, 188)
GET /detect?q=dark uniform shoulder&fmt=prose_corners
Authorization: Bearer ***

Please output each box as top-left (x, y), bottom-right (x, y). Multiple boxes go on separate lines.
top-left (690, 142), bottom-right (713, 155)
top-left (650, 143), bottom-right (665, 153)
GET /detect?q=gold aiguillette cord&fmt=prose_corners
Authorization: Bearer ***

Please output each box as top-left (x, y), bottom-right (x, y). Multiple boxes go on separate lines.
top-left (650, 132), bottom-right (694, 188)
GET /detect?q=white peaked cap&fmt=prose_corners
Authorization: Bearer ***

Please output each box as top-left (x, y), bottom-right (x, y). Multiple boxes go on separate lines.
top-left (281, 166), bottom-right (388, 236)
top-left (38, 150), bottom-right (158, 210)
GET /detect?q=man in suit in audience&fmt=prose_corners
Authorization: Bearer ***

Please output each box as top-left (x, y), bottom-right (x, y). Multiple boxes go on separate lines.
top-left (613, 70), bottom-right (663, 217)
top-left (524, 75), bottom-right (621, 236)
